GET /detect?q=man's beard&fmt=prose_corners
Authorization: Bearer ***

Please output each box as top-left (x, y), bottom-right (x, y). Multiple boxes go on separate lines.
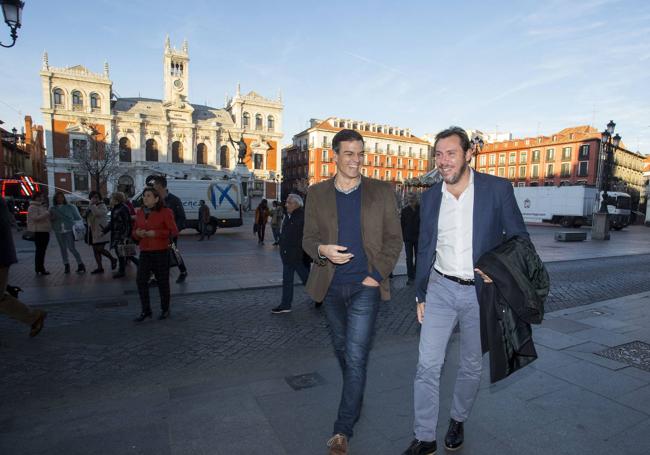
top-left (441, 160), bottom-right (469, 185)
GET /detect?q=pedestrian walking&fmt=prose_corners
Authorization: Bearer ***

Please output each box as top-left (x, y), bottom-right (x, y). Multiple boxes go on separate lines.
top-left (302, 129), bottom-right (402, 455)
top-left (86, 191), bottom-right (117, 274)
top-left (271, 194), bottom-right (308, 314)
top-left (50, 191), bottom-right (86, 274)
top-left (103, 192), bottom-right (133, 278)
top-left (270, 200), bottom-right (283, 245)
top-left (400, 192), bottom-right (420, 285)
top-left (198, 199), bottom-right (211, 241)
top-left (26, 192), bottom-right (51, 276)
top-left (0, 196), bottom-right (47, 337)
top-left (401, 127), bottom-right (529, 455)
top-left (254, 199), bottom-right (270, 244)
top-left (133, 187), bottom-right (178, 322)
top-left (150, 175), bottom-right (188, 283)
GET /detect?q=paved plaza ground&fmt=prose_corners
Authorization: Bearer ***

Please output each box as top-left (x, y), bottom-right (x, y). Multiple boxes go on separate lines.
top-left (1, 220), bottom-right (650, 454)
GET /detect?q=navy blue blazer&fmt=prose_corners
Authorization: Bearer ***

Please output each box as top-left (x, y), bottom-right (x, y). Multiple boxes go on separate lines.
top-left (415, 171), bottom-right (529, 303)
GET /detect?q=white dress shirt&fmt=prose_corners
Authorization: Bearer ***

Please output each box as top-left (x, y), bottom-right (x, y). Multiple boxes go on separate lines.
top-left (434, 169), bottom-right (475, 280)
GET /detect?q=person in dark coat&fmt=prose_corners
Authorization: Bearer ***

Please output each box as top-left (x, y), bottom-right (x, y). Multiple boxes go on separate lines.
top-left (0, 196), bottom-right (47, 337)
top-left (198, 200), bottom-right (211, 241)
top-left (400, 192), bottom-right (420, 285)
top-left (104, 192), bottom-right (134, 278)
top-left (271, 194), bottom-right (309, 314)
top-left (150, 175), bottom-right (188, 283)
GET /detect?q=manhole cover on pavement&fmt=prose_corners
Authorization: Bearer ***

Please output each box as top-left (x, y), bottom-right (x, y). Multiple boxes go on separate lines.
top-left (596, 341), bottom-right (650, 372)
top-left (285, 372), bottom-right (325, 391)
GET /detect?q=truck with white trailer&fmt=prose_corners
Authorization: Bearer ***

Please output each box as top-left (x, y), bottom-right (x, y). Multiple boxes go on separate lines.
top-left (513, 186), bottom-right (631, 229)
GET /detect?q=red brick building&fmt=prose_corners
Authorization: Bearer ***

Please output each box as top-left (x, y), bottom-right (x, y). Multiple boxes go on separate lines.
top-left (0, 116), bottom-right (45, 183)
top-left (282, 117), bottom-right (429, 196)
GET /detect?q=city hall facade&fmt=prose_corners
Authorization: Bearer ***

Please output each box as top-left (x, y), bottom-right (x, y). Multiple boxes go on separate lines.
top-left (39, 38), bottom-right (284, 200)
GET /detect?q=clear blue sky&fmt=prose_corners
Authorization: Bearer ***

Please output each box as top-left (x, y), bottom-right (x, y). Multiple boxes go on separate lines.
top-left (1, 0), bottom-right (649, 154)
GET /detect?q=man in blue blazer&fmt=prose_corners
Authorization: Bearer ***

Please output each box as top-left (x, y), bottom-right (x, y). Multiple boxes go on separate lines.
top-left (402, 127), bottom-right (528, 455)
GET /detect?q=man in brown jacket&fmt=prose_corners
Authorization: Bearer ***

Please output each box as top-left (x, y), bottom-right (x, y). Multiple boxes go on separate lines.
top-left (303, 129), bottom-right (402, 455)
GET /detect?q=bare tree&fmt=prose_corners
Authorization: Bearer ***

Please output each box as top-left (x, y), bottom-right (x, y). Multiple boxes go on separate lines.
top-left (71, 122), bottom-right (120, 193)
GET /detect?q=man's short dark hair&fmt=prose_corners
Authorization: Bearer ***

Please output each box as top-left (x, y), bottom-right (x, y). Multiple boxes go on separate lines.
top-left (434, 126), bottom-right (471, 153)
top-left (332, 129), bottom-right (365, 154)
top-left (148, 175), bottom-right (168, 188)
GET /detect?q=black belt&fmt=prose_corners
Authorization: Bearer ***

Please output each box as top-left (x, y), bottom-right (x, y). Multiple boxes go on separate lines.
top-left (435, 268), bottom-right (475, 286)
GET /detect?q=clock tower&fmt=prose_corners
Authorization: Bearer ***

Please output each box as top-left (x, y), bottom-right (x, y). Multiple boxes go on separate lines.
top-left (163, 36), bottom-right (189, 105)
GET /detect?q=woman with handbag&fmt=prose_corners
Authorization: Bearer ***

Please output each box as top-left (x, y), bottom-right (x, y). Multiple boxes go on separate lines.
top-left (103, 192), bottom-right (133, 279)
top-left (86, 191), bottom-right (117, 274)
top-left (50, 191), bottom-right (86, 274)
top-left (26, 193), bottom-right (51, 276)
top-left (132, 187), bottom-right (178, 322)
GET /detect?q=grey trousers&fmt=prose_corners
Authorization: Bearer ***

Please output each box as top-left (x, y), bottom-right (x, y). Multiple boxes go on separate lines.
top-left (413, 272), bottom-right (483, 441)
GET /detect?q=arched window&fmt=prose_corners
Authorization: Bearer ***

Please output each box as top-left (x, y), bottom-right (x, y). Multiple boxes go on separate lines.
top-left (220, 145), bottom-right (229, 168)
top-left (53, 88), bottom-right (64, 107)
top-left (267, 115), bottom-right (275, 132)
top-left (172, 141), bottom-right (183, 163)
top-left (255, 114), bottom-right (263, 130)
top-left (196, 143), bottom-right (207, 165)
top-left (242, 112), bottom-right (250, 129)
top-left (118, 137), bottom-right (132, 162)
top-left (90, 93), bottom-right (101, 111)
top-left (145, 139), bottom-right (158, 162)
top-left (72, 91), bottom-right (83, 110)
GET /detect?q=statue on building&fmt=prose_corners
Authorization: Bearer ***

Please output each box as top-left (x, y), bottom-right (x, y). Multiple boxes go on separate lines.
top-left (228, 132), bottom-right (248, 164)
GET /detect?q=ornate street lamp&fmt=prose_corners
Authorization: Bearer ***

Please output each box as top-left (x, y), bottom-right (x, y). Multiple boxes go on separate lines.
top-left (597, 121), bottom-right (622, 214)
top-left (471, 136), bottom-right (484, 169)
top-left (0, 0), bottom-right (24, 48)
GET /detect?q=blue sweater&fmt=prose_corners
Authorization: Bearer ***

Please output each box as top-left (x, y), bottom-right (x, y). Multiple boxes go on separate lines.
top-left (332, 185), bottom-right (383, 285)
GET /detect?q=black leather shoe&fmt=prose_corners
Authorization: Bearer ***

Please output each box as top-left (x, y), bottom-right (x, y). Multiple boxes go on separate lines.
top-left (402, 439), bottom-right (436, 455)
top-left (314, 301), bottom-right (323, 308)
top-left (6, 285), bottom-right (22, 298)
top-left (134, 312), bottom-right (152, 322)
top-left (64, 264), bottom-right (70, 274)
top-left (444, 419), bottom-right (464, 451)
top-left (158, 310), bottom-right (170, 320)
top-left (77, 263), bottom-right (86, 274)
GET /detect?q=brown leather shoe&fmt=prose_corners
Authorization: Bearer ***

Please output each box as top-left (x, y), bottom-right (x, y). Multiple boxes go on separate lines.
top-left (327, 433), bottom-right (348, 455)
top-left (30, 311), bottom-right (47, 338)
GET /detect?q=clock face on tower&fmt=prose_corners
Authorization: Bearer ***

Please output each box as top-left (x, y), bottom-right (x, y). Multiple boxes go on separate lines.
top-left (173, 79), bottom-right (183, 90)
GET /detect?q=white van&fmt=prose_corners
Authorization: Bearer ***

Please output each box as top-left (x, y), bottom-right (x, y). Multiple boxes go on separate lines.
top-left (134, 177), bottom-right (243, 234)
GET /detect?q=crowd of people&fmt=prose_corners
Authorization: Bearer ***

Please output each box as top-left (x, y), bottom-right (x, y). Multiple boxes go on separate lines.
top-left (1, 126), bottom-right (548, 455)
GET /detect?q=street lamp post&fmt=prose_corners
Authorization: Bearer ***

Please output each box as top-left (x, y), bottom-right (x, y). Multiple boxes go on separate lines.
top-left (471, 136), bottom-right (484, 169)
top-left (0, 0), bottom-right (24, 48)
top-left (592, 120), bottom-right (622, 240)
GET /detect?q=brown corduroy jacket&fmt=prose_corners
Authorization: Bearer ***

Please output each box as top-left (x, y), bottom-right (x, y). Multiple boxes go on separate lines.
top-left (302, 176), bottom-right (402, 302)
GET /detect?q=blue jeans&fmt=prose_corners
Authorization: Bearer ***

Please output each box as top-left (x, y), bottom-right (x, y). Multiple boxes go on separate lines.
top-left (323, 282), bottom-right (381, 438)
top-left (280, 260), bottom-right (309, 308)
top-left (54, 231), bottom-right (82, 265)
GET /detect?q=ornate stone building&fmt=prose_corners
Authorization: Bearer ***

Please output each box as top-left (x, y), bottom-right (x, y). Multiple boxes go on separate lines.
top-left (40, 38), bottom-right (283, 200)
